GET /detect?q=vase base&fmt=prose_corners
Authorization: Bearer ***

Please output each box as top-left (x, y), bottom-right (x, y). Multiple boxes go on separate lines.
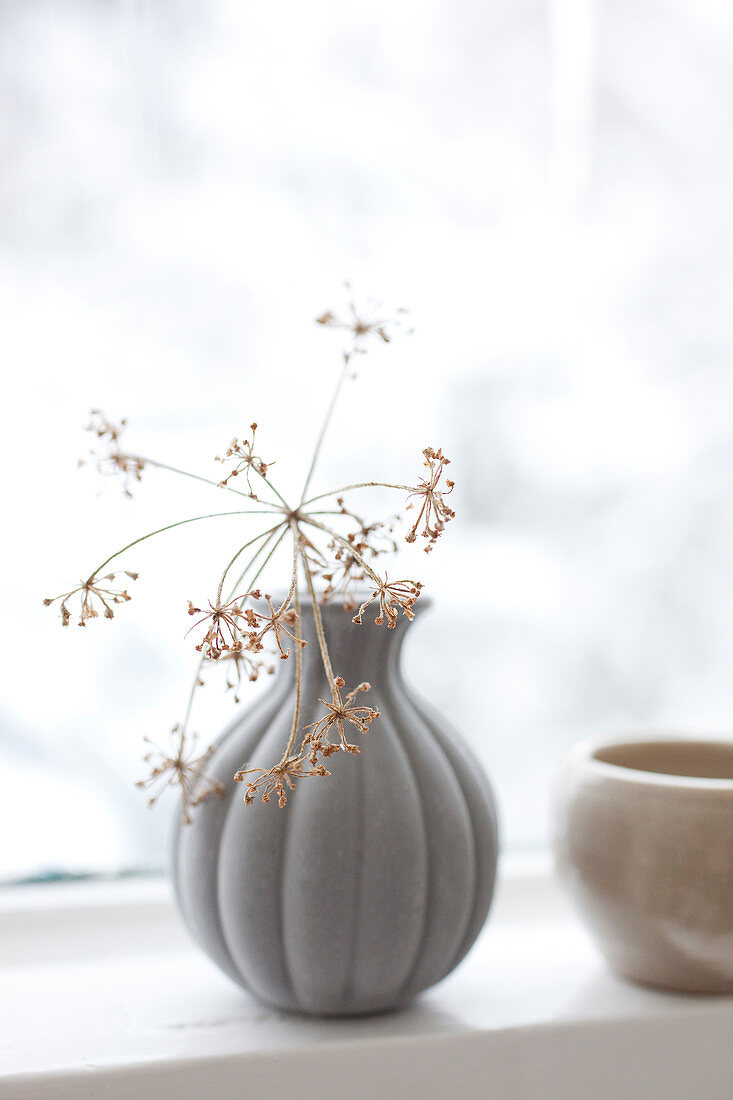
top-left (241, 988), bottom-right (416, 1019)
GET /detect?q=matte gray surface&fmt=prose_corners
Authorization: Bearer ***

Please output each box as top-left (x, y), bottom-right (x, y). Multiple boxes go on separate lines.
top-left (172, 600), bottom-right (499, 1016)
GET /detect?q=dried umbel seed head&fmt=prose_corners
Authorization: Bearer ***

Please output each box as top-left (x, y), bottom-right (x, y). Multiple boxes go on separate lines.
top-left (186, 594), bottom-right (250, 660)
top-left (187, 588), bottom-right (306, 667)
top-left (241, 593), bottom-right (308, 660)
top-left (315, 284), bottom-right (410, 353)
top-left (43, 571), bottom-right (139, 627)
top-left (405, 446), bottom-right (455, 552)
top-left (352, 577), bottom-right (423, 629)
top-left (319, 547), bottom-right (366, 608)
top-left (234, 750), bottom-right (330, 808)
top-left (86, 409), bottom-right (126, 444)
top-left (318, 504), bottom-right (400, 610)
top-left (303, 679), bottom-right (380, 759)
top-left (81, 410), bottom-right (145, 498)
top-left (136, 726), bottom-right (225, 825)
top-left (216, 423), bottom-right (271, 495)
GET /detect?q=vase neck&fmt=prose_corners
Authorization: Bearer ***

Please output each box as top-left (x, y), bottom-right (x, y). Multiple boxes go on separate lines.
top-left (288, 598), bottom-right (425, 683)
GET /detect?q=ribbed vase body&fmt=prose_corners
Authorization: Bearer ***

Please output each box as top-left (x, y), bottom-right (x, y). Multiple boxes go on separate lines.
top-left (173, 601), bottom-right (499, 1016)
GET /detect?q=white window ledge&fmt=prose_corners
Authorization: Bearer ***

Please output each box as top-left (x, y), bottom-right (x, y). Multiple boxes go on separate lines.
top-left (1, 855), bottom-right (732, 1099)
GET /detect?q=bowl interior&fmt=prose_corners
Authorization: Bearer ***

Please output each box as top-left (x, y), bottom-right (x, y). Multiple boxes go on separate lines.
top-left (593, 739), bottom-right (733, 780)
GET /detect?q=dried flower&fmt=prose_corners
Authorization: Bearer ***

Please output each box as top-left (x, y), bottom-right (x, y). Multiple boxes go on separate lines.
top-left (136, 726), bottom-right (225, 824)
top-left (216, 423), bottom-right (271, 494)
top-left (81, 410), bottom-right (145, 498)
top-left (186, 594), bottom-right (249, 659)
top-left (318, 505), bottom-right (399, 609)
top-left (43, 571), bottom-right (138, 627)
top-left (234, 751), bottom-right (330, 808)
top-left (87, 409), bottom-right (126, 446)
top-left (243, 593), bottom-right (307, 660)
top-left (315, 285), bottom-right (409, 352)
top-left (303, 678), bottom-right (380, 758)
top-left (319, 547), bottom-right (366, 610)
top-left (50, 288), bottom-right (456, 819)
top-left (405, 447), bottom-right (455, 552)
top-left (352, 577), bottom-right (423, 629)
top-left (346, 512), bottom-right (400, 558)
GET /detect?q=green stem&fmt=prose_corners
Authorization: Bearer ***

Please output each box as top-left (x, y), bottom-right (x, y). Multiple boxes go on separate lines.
top-left (215, 522), bottom-right (287, 605)
top-left (298, 357), bottom-right (351, 505)
top-left (300, 481), bottom-right (411, 510)
top-left (88, 510), bottom-right (275, 582)
top-left (224, 525), bottom-right (282, 599)
top-left (257, 472), bottom-right (291, 510)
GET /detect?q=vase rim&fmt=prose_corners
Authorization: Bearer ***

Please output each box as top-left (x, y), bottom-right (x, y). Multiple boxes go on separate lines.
top-left (260, 588), bottom-right (434, 614)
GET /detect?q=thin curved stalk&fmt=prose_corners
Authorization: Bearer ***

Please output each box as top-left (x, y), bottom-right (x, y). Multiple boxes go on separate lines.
top-left (215, 522), bottom-right (287, 605)
top-left (127, 454), bottom-right (284, 508)
top-left (300, 480), bottom-right (411, 510)
top-left (81, 510), bottom-right (274, 584)
top-left (299, 358), bottom-right (351, 504)
top-left (251, 466), bottom-right (292, 511)
top-left (281, 534), bottom-right (303, 761)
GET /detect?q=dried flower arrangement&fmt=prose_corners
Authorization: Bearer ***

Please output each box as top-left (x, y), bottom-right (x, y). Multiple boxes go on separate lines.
top-left (45, 291), bottom-right (455, 822)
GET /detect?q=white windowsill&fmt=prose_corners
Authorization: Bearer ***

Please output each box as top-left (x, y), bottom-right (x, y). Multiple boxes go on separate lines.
top-left (1, 855), bottom-right (732, 1099)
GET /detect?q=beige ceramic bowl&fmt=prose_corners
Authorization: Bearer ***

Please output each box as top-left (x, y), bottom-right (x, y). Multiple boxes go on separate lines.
top-left (554, 734), bottom-right (733, 994)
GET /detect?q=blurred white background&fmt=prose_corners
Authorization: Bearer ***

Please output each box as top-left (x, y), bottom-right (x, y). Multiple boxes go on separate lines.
top-left (2, 0), bottom-right (733, 880)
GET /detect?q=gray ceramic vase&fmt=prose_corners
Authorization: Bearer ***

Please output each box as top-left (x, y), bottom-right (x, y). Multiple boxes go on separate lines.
top-left (172, 599), bottom-right (499, 1016)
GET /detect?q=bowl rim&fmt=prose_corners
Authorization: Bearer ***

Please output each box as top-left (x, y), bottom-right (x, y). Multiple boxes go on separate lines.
top-left (566, 732), bottom-right (733, 790)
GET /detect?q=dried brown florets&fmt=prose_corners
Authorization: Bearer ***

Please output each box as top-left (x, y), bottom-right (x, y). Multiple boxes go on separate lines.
top-left (315, 285), bottom-right (409, 353)
top-left (87, 409), bottom-right (126, 445)
top-left (303, 678), bottom-right (380, 759)
top-left (43, 571), bottom-right (139, 627)
top-left (135, 726), bottom-right (225, 824)
top-left (81, 410), bottom-right (145, 498)
top-left (186, 593), bottom-right (252, 659)
top-left (52, 291), bottom-right (455, 822)
top-left (352, 576), bottom-right (423, 629)
top-left (405, 446), bottom-right (455, 552)
top-left (346, 511), bottom-right (399, 558)
top-left (234, 750), bottom-right (330, 808)
top-left (318, 505), bottom-right (399, 610)
top-left (319, 543), bottom-right (366, 611)
top-left (242, 593), bottom-right (307, 660)
top-left (216, 423), bottom-right (271, 495)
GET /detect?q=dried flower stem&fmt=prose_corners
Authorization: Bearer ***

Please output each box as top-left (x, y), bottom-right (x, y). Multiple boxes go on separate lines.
top-left (281, 533), bottom-right (304, 761)
top-left (299, 539), bottom-right (338, 701)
